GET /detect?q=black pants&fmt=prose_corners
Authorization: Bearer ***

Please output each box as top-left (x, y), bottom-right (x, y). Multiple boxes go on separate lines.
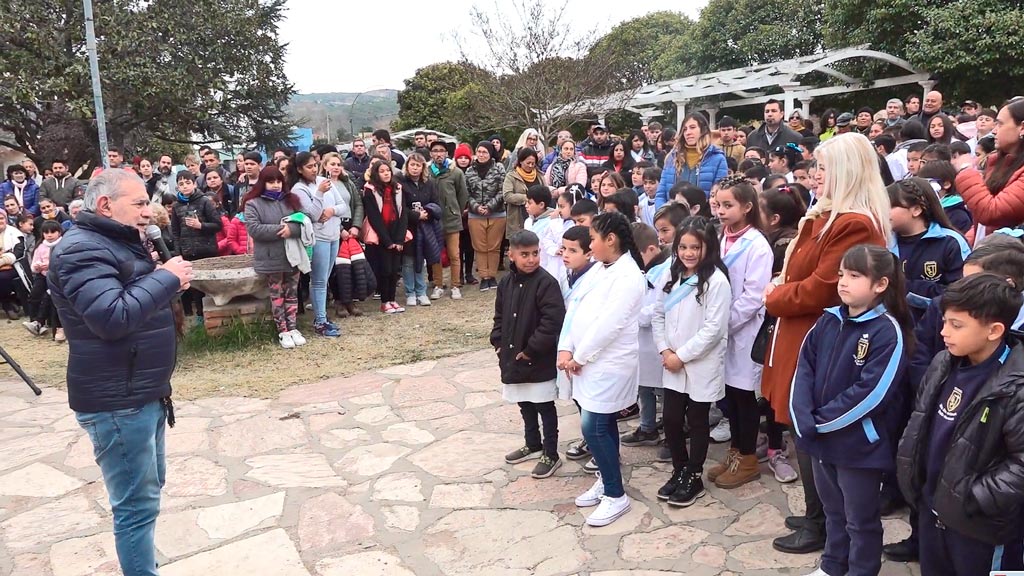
top-left (761, 399), bottom-right (787, 451)
top-left (663, 389), bottom-right (711, 474)
top-left (0, 268), bottom-right (26, 311)
top-left (792, 425), bottom-right (826, 533)
top-left (181, 287), bottom-right (205, 317)
top-left (460, 227), bottom-right (474, 281)
top-left (814, 460), bottom-right (884, 576)
top-left (27, 273), bottom-right (47, 321)
top-left (519, 401), bottom-right (558, 459)
top-left (725, 385), bottom-right (758, 455)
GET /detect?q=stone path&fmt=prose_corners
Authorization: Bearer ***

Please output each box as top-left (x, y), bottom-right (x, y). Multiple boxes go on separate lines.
top-left (0, 350), bottom-right (920, 575)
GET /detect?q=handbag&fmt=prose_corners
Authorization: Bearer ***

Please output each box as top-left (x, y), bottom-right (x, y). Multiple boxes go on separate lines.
top-left (750, 314), bottom-right (776, 365)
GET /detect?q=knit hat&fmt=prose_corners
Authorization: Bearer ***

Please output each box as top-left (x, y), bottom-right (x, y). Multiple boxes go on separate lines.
top-left (454, 143), bottom-right (473, 161)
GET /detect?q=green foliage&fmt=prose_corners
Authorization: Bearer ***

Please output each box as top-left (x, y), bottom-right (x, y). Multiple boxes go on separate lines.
top-left (824, 0), bottom-right (1024, 105)
top-left (588, 11), bottom-right (693, 87)
top-left (654, 0), bottom-right (823, 80)
top-left (393, 62), bottom-right (494, 135)
top-left (0, 0), bottom-right (294, 172)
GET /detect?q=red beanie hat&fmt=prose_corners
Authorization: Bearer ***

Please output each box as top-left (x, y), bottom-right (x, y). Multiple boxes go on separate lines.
top-left (454, 143), bottom-right (473, 160)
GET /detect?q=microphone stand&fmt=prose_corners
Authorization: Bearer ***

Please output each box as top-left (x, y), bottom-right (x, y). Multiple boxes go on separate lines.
top-left (0, 344), bottom-right (42, 396)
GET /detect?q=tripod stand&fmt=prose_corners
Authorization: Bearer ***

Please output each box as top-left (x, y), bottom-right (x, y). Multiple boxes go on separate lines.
top-left (0, 344), bottom-right (42, 396)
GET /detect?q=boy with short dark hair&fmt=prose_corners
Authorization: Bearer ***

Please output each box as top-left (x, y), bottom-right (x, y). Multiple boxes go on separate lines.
top-left (897, 273), bottom-right (1024, 575)
top-left (621, 223), bottom-right (671, 456)
top-left (905, 141), bottom-right (929, 178)
top-left (632, 161), bottom-right (654, 196)
top-left (640, 167), bottom-right (662, 227)
top-left (569, 198), bottom-right (598, 228)
top-left (492, 230), bottom-right (566, 479)
top-left (652, 203), bottom-right (688, 248)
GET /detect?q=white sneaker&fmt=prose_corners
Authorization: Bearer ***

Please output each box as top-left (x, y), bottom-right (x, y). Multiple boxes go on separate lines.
top-left (450, 287), bottom-right (462, 300)
top-left (278, 331), bottom-right (295, 349)
top-left (21, 320), bottom-right (41, 336)
top-left (801, 568), bottom-right (832, 576)
top-left (288, 330), bottom-right (307, 346)
top-left (710, 418), bottom-right (731, 443)
top-left (417, 295), bottom-right (431, 306)
top-left (575, 476), bottom-right (605, 507)
top-left (406, 296), bottom-right (417, 307)
top-left (430, 286), bottom-right (445, 300)
top-left (586, 494), bottom-right (631, 527)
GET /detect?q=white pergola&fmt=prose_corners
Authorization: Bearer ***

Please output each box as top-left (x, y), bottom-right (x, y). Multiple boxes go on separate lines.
top-left (574, 45), bottom-right (932, 129)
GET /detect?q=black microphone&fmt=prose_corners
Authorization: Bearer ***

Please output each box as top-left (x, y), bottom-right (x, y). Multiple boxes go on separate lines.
top-left (145, 225), bottom-right (173, 263)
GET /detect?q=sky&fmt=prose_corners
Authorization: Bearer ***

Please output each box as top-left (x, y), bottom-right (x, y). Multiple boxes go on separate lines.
top-left (281, 0), bottom-right (708, 95)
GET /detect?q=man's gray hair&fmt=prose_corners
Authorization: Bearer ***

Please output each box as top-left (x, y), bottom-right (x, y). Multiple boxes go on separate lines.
top-left (68, 199), bottom-right (85, 211)
top-left (83, 169), bottom-right (145, 211)
top-left (887, 98), bottom-right (904, 108)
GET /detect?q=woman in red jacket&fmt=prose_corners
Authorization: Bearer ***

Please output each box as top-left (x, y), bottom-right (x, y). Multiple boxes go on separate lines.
top-left (957, 99), bottom-right (1024, 245)
top-left (761, 133), bottom-right (890, 554)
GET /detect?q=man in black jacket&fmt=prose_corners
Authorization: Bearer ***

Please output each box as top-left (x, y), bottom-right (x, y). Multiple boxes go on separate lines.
top-left (897, 274), bottom-right (1024, 575)
top-left (491, 230), bottom-right (566, 479)
top-left (49, 169), bottom-right (193, 576)
top-left (746, 99), bottom-right (803, 151)
top-left (345, 139), bottom-right (371, 189)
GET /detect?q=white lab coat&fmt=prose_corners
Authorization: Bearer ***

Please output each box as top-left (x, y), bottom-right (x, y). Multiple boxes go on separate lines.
top-left (524, 210), bottom-right (564, 280)
top-left (652, 269), bottom-right (731, 402)
top-left (721, 227), bottom-right (773, 392)
top-left (638, 255), bottom-right (673, 389)
top-left (559, 253), bottom-right (646, 414)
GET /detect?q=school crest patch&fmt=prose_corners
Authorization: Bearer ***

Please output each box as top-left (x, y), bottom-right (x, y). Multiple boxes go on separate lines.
top-left (923, 261), bottom-right (939, 279)
top-left (946, 387), bottom-right (962, 414)
top-left (854, 334), bottom-right (870, 366)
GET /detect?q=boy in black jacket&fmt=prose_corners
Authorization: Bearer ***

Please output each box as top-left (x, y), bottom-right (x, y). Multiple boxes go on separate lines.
top-left (491, 230), bottom-right (566, 479)
top-left (897, 274), bottom-right (1024, 575)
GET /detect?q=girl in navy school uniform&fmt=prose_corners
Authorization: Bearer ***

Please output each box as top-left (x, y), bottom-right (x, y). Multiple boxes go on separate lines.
top-left (708, 176), bottom-right (774, 490)
top-left (888, 177), bottom-right (971, 323)
top-left (917, 161), bottom-right (972, 236)
top-left (790, 244), bottom-right (912, 576)
top-left (652, 216), bottom-right (731, 507)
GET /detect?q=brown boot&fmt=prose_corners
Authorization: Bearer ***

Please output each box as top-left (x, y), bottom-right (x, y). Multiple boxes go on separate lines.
top-left (345, 303), bottom-right (363, 317)
top-left (335, 303), bottom-right (349, 318)
top-left (707, 447), bottom-right (739, 483)
top-left (714, 454), bottom-right (761, 489)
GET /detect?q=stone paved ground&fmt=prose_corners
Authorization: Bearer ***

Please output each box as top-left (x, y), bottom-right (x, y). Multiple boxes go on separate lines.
top-left (0, 350), bottom-right (921, 576)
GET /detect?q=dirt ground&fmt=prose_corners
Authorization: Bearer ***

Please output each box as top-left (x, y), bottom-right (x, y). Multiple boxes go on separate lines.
top-left (0, 286), bottom-right (495, 400)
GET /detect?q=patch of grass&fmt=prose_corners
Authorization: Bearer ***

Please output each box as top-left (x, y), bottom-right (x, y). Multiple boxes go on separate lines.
top-left (0, 284), bottom-right (495, 399)
top-left (179, 318), bottom-right (279, 356)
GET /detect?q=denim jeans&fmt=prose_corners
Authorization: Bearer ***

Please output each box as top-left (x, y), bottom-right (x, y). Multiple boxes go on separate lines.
top-left (311, 238), bottom-right (339, 325)
top-left (75, 401), bottom-right (166, 576)
top-left (638, 386), bottom-right (658, 433)
top-left (581, 409), bottom-right (624, 498)
top-left (401, 255), bottom-right (427, 298)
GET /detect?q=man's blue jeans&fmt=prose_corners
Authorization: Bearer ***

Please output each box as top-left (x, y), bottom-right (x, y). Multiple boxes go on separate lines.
top-left (76, 401), bottom-right (166, 576)
top-left (311, 238), bottom-right (340, 325)
top-left (581, 409), bottom-right (625, 498)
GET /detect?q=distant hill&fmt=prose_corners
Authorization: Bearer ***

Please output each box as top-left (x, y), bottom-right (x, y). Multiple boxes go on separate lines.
top-left (288, 90), bottom-right (400, 141)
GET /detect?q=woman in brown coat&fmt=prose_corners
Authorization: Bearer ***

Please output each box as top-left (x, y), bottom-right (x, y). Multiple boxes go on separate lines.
top-left (761, 133), bottom-right (890, 554)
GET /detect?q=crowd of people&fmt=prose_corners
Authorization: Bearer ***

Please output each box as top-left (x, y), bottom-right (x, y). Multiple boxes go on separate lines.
top-left (2, 88), bottom-right (1023, 576)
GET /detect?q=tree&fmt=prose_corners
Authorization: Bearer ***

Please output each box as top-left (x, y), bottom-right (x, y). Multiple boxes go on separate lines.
top-left (0, 0), bottom-right (294, 173)
top-left (589, 11), bottom-right (694, 87)
top-left (825, 0), bottom-right (1024, 105)
top-left (393, 62), bottom-right (495, 136)
top-left (654, 0), bottom-right (823, 80)
top-left (454, 0), bottom-right (634, 138)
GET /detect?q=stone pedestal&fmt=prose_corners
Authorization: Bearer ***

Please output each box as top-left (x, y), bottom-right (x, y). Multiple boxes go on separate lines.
top-left (201, 296), bottom-right (270, 336)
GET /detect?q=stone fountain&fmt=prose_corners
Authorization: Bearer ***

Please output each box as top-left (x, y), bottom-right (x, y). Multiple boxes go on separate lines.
top-left (189, 255), bottom-right (270, 334)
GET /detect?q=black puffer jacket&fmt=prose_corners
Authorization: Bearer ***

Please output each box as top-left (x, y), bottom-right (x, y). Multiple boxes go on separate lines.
top-left (171, 193), bottom-right (222, 260)
top-left (897, 342), bottom-right (1024, 545)
top-left (48, 211), bottom-right (181, 413)
top-left (490, 263), bottom-right (565, 384)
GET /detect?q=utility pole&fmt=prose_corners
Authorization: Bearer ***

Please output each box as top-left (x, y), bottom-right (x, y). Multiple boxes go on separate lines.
top-left (83, 0), bottom-right (110, 168)
top-left (326, 112), bottom-right (331, 143)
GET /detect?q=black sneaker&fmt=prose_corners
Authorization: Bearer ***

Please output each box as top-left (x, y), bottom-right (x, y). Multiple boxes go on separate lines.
top-left (505, 445), bottom-right (542, 464)
top-left (489, 278), bottom-right (499, 290)
top-left (616, 403), bottom-right (640, 421)
top-left (655, 444), bottom-right (672, 463)
top-left (566, 440), bottom-right (590, 461)
top-left (582, 458), bottom-right (599, 473)
top-left (668, 473), bottom-right (706, 507)
top-left (657, 468), bottom-right (688, 500)
top-left (621, 427), bottom-right (660, 447)
top-left (479, 279), bottom-right (490, 292)
top-left (531, 454), bottom-right (562, 479)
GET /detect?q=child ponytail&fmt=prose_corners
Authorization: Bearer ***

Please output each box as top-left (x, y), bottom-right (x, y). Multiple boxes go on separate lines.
top-left (840, 244), bottom-right (915, 351)
top-left (886, 178), bottom-right (957, 233)
top-left (591, 211), bottom-right (644, 269)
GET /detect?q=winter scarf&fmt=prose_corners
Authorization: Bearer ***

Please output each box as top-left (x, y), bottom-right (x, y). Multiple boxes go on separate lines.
top-left (516, 166), bottom-right (539, 184)
top-left (429, 159), bottom-right (451, 178)
top-left (549, 156), bottom-right (571, 189)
